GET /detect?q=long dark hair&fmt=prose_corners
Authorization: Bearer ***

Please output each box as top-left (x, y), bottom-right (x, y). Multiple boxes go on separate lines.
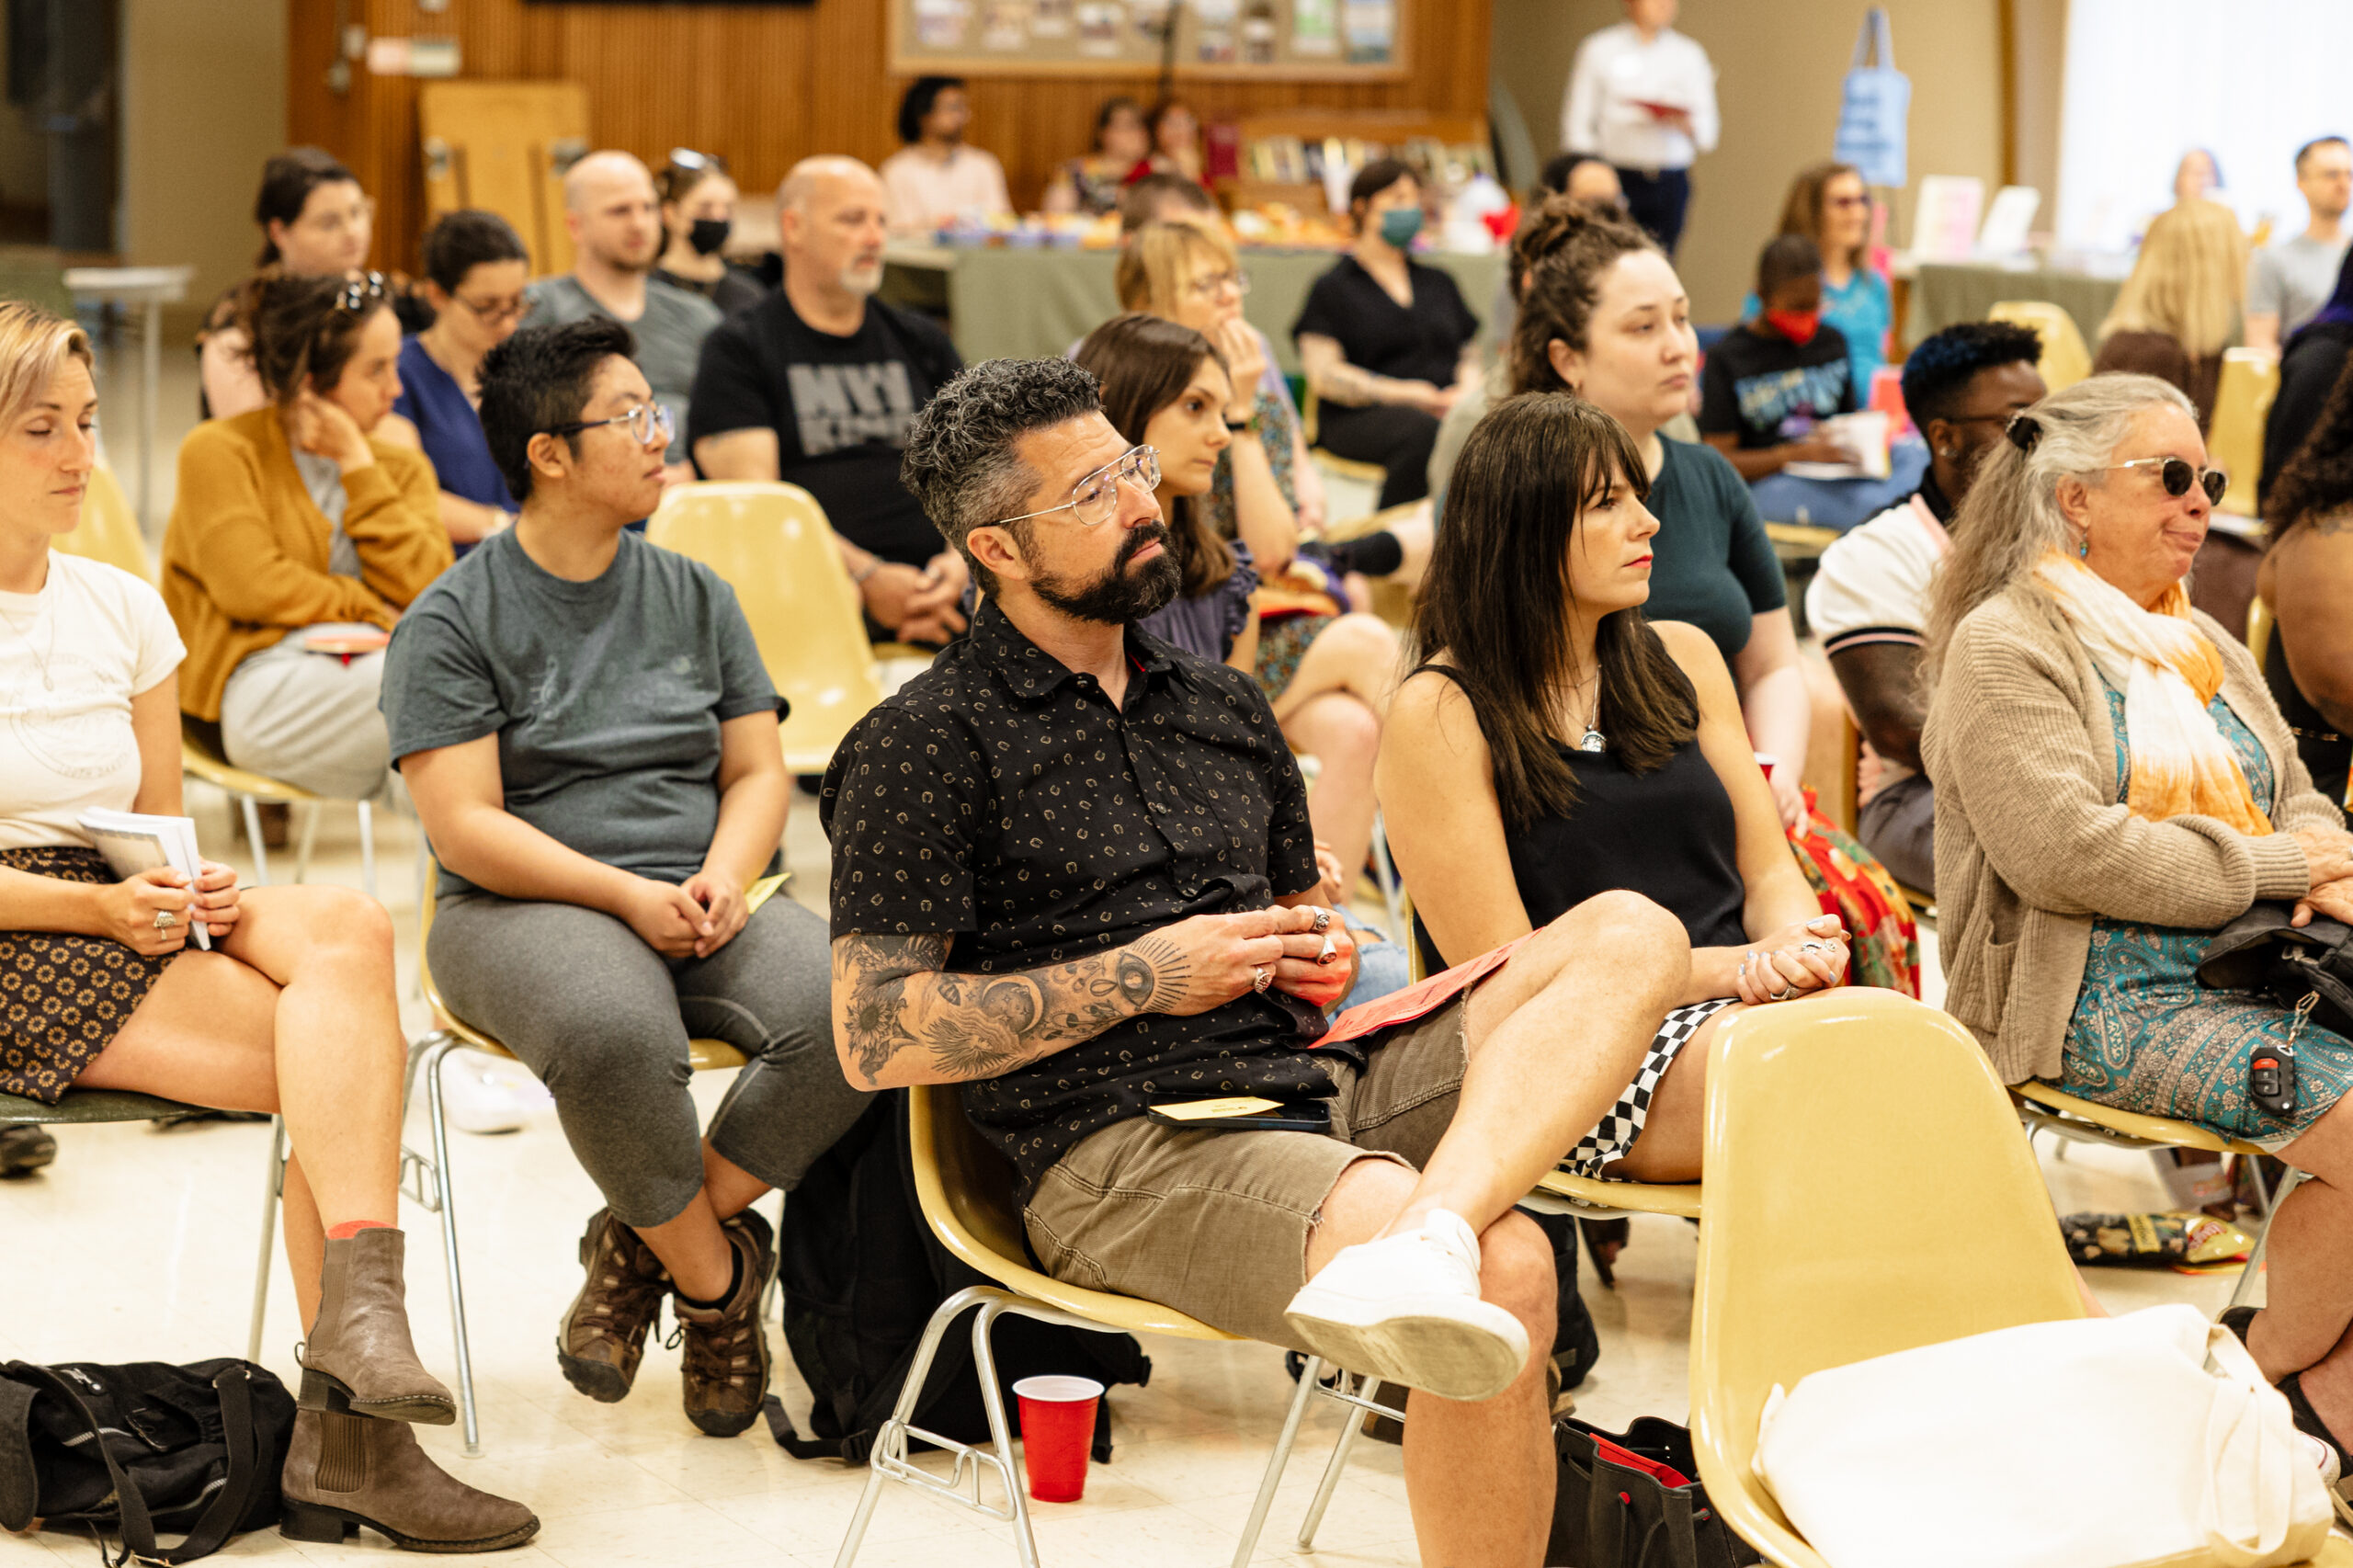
top-left (1416, 392), bottom-right (1698, 827)
top-left (1073, 312), bottom-right (1236, 597)
top-left (2268, 351), bottom-right (2353, 538)
top-left (254, 147), bottom-right (359, 267)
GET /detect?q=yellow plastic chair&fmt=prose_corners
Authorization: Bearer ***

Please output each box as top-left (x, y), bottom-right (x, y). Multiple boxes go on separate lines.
top-left (832, 1083), bottom-right (1401, 1568)
top-left (2250, 594), bottom-right (2275, 666)
top-left (1988, 300), bottom-right (2095, 392)
top-left (2011, 1078), bottom-right (2302, 1312)
top-left (53, 465), bottom-right (150, 578)
top-left (646, 481), bottom-right (897, 773)
top-left (2211, 348), bottom-right (2281, 519)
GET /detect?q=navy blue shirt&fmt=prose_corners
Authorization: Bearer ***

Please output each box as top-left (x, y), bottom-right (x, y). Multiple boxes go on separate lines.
top-left (392, 336), bottom-right (511, 532)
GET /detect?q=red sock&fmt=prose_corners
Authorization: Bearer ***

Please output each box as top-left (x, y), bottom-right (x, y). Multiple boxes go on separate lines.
top-left (326, 1220), bottom-right (393, 1241)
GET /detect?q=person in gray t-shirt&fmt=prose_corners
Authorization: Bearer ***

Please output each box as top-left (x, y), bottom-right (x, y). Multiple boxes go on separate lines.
top-left (383, 317), bottom-right (869, 1437)
top-left (2247, 136), bottom-right (2352, 354)
top-left (521, 150), bottom-right (721, 465)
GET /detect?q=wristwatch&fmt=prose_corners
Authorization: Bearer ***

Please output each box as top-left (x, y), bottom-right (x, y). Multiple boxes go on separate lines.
top-left (1224, 412), bottom-right (1257, 435)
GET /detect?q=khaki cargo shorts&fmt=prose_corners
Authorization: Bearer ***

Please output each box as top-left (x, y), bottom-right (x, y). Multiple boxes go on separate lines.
top-left (1021, 992), bottom-right (1471, 1350)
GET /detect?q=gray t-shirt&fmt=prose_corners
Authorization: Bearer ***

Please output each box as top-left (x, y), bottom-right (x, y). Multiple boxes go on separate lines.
top-left (292, 447), bottom-right (360, 578)
top-left (520, 275), bottom-right (722, 460)
top-left (2250, 233), bottom-right (2351, 339)
top-left (381, 528), bottom-right (782, 898)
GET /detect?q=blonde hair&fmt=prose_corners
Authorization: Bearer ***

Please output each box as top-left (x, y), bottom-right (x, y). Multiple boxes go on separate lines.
top-left (0, 301), bottom-right (93, 429)
top-left (2099, 199), bottom-right (2248, 359)
top-left (1115, 219), bottom-right (1236, 318)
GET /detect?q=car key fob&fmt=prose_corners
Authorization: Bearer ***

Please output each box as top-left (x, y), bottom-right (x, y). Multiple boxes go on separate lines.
top-left (2250, 1043), bottom-right (2297, 1119)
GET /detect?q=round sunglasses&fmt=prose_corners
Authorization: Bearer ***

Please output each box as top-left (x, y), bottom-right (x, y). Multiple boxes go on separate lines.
top-left (2102, 455), bottom-right (2226, 506)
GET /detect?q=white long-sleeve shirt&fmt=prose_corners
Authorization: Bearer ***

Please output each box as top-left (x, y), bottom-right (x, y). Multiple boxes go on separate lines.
top-left (1561, 22), bottom-right (1720, 173)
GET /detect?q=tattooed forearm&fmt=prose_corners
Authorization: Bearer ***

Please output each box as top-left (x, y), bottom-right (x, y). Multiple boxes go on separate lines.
top-left (829, 928), bottom-right (1199, 1089)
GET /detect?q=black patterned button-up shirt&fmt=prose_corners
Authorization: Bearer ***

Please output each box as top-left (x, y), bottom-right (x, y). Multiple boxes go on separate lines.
top-left (821, 598), bottom-right (1331, 1192)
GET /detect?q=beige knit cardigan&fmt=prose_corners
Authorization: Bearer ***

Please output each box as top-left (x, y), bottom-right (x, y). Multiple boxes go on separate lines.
top-left (1921, 584), bottom-right (2343, 1085)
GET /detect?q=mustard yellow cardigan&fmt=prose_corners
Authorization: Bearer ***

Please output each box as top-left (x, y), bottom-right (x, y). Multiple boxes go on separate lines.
top-left (161, 407), bottom-right (450, 721)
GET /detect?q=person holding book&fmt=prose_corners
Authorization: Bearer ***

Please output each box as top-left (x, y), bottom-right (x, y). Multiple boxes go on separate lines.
top-left (386, 318), bottom-right (870, 1438)
top-left (162, 270), bottom-right (451, 801)
top-left (0, 301), bottom-right (536, 1551)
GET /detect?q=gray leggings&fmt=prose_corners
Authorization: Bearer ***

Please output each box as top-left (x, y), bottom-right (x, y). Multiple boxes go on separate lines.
top-left (427, 892), bottom-right (870, 1229)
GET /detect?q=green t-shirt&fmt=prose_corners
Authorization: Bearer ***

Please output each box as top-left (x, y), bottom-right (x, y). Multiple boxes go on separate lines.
top-left (1643, 436), bottom-right (1785, 659)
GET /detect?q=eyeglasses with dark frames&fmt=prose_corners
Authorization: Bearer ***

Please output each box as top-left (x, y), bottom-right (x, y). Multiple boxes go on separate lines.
top-left (991, 445), bottom-right (1160, 529)
top-left (541, 402), bottom-right (676, 449)
top-left (450, 290), bottom-right (528, 326)
top-left (2102, 455), bottom-right (2226, 506)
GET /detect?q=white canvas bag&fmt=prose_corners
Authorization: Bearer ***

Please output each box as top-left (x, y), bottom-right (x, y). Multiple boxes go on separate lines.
top-left (1752, 1303), bottom-right (2330, 1568)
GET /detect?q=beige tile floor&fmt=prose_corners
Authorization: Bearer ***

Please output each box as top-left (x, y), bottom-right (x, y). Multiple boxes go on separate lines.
top-left (4, 785), bottom-right (2249, 1568)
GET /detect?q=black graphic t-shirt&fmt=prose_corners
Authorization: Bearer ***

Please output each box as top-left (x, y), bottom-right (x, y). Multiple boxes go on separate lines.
top-left (1698, 321), bottom-right (1857, 449)
top-left (688, 292), bottom-right (963, 565)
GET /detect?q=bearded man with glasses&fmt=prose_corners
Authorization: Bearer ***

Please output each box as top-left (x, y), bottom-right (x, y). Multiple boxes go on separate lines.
top-left (821, 356), bottom-right (1696, 1563)
top-left (383, 319), bottom-right (870, 1437)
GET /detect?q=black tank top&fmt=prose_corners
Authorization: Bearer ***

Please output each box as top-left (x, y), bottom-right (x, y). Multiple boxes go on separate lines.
top-left (1408, 665), bottom-right (1752, 974)
top-left (2264, 631), bottom-right (2352, 824)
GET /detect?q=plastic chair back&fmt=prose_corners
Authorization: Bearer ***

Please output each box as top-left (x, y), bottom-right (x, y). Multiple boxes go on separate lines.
top-left (2211, 348), bottom-right (2280, 518)
top-left (908, 1083), bottom-right (1235, 1342)
top-left (1988, 300), bottom-right (2093, 392)
top-left (645, 482), bottom-right (886, 774)
top-left (54, 466), bottom-right (150, 579)
top-left (1688, 989), bottom-right (2086, 1568)
top-left (2249, 594), bottom-right (2274, 668)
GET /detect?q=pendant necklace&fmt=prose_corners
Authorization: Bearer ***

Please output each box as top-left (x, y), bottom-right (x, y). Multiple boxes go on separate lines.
top-left (1572, 672), bottom-right (1605, 753)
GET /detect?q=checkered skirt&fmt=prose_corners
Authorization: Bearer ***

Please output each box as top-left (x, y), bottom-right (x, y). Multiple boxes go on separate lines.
top-left (1562, 997), bottom-right (1733, 1178)
top-left (0, 846), bottom-right (178, 1104)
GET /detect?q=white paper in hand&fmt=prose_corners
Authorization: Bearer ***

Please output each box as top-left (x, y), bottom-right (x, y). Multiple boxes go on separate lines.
top-left (77, 808), bottom-right (212, 950)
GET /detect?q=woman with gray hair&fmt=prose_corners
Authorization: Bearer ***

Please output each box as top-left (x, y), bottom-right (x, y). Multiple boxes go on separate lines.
top-left (1925, 371), bottom-right (2353, 1505)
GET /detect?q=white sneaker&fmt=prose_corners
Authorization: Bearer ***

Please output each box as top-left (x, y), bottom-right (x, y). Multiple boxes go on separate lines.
top-left (1282, 1209), bottom-right (1530, 1403)
top-left (440, 1055), bottom-right (553, 1135)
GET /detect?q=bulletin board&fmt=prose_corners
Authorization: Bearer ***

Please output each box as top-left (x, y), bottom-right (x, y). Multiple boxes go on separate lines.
top-left (888, 0), bottom-right (1407, 82)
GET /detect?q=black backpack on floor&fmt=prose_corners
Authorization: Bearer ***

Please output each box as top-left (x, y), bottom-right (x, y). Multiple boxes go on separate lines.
top-left (767, 1092), bottom-right (1151, 1466)
top-left (0, 1358), bottom-right (296, 1565)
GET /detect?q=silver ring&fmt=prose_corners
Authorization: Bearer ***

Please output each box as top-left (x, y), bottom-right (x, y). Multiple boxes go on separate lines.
top-left (1309, 907), bottom-right (1333, 934)
top-left (1252, 964), bottom-right (1273, 993)
top-left (153, 910), bottom-right (176, 931)
top-left (1801, 940), bottom-right (1828, 953)
top-left (1768, 978), bottom-right (1797, 1002)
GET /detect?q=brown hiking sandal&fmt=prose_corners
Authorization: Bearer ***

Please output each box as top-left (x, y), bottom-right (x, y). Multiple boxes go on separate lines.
top-left (673, 1208), bottom-right (774, 1437)
top-left (557, 1207), bottom-right (672, 1403)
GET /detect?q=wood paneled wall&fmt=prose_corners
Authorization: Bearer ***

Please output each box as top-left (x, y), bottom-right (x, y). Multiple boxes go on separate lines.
top-left (289, 0), bottom-right (1494, 277)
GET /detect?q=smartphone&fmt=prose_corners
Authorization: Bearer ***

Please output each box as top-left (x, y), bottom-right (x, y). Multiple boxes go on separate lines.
top-left (1144, 1095), bottom-right (1333, 1133)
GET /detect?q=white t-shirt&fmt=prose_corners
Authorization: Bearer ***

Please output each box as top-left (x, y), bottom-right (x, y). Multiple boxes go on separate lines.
top-left (0, 551), bottom-right (185, 850)
top-left (1805, 494), bottom-right (1949, 792)
top-left (879, 144), bottom-right (1013, 233)
top-left (1561, 22), bottom-right (1721, 172)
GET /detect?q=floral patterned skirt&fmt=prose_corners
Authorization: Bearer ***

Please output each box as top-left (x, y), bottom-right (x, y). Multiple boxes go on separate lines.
top-left (1787, 790), bottom-right (1921, 997)
top-left (0, 845), bottom-right (176, 1104)
top-left (1254, 612), bottom-right (1335, 706)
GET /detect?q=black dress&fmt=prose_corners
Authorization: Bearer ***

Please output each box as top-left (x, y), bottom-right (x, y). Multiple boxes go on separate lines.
top-left (2261, 323), bottom-right (2353, 508)
top-left (2264, 631), bottom-right (2352, 826)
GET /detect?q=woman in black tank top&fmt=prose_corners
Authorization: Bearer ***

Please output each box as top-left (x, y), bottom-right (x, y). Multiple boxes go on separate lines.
top-left (2257, 358), bottom-right (2353, 830)
top-left (1376, 392), bottom-right (1849, 1186)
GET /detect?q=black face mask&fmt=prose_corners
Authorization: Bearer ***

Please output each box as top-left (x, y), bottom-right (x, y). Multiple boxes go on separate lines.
top-left (688, 217), bottom-right (732, 257)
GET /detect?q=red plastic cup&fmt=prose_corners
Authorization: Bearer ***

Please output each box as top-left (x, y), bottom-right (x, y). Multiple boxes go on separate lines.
top-left (1014, 1374), bottom-right (1103, 1502)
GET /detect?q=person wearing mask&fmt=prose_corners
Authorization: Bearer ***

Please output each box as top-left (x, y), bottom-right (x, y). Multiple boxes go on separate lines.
top-left (2246, 137), bottom-right (2351, 357)
top-left (1925, 374), bottom-right (2353, 1509)
top-left (690, 157), bottom-right (967, 644)
top-left (0, 300), bottom-right (536, 1552)
top-left (1293, 160), bottom-right (1481, 511)
top-left (163, 274), bottom-right (450, 802)
top-left (1699, 234), bottom-right (1858, 481)
top-left (2092, 198), bottom-right (2248, 431)
top-left (522, 151), bottom-right (720, 479)
top-left (376, 210), bottom-right (528, 553)
top-left (2263, 248), bottom-right (2353, 506)
top-left (1043, 97), bottom-right (1156, 217)
top-left (1804, 322), bottom-right (2047, 893)
top-left (1760, 162), bottom-right (1889, 395)
top-left (1511, 201), bottom-right (1918, 994)
top-left (880, 77), bottom-right (1013, 235)
top-left (1559, 0), bottom-right (1719, 256)
top-left (199, 148), bottom-right (375, 420)
top-left (2257, 353), bottom-right (2353, 823)
top-left (652, 150), bottom-right (769, 318)
top-left (388, 319), bottom-right (868, 1437)
top-left (1148, 98), bottom-right (1206, 186)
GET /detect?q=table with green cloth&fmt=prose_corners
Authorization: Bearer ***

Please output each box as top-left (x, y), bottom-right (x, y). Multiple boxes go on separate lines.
top-left (1901, 260), bottom-right (2128, 349)
top-left (881, 242), bottom-right (1507, 373)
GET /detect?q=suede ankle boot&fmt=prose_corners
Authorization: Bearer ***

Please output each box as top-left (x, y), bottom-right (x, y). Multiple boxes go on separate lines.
top-left (300, 1228), bottom-right (457, 1425)
top-left (279, 1407), bottom-right (539, 1551)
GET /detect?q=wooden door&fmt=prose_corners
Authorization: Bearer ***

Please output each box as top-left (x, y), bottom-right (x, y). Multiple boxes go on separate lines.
top-left (418, 81), bottom-right (591, 277)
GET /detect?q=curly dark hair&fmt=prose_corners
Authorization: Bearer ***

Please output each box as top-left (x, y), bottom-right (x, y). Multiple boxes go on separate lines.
top-left (476, 317), bottom-right (637, 503)
top-left (1508, 199), bottom-right (1660, 396)
top-left (2268, 351), bottom-right (2353, 537)
top-left (902, 357), bottom-right (1102, 593)
top-left (898, 77), bottom-right (966, 145)
top-left (1897, 320), bottom-right (2042, 427)
top-left (234, 271), bottom-right (391, 407)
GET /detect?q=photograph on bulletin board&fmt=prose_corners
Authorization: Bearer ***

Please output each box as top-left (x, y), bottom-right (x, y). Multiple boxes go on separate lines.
top-left (888, 0), bottom-right (1408, 77)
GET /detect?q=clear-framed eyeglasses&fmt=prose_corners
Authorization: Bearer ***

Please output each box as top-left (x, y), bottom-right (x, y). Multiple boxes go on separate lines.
top-left (542, 402), bottom-right (676, 449)
top-left (992, 445), bottom-right (1159, 528)
top-left (1184, 270), bottom-right (1251, 301)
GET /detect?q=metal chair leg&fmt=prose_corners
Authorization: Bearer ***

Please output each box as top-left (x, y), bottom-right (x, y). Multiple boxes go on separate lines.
top-left (2228, 1165), bottom-right (2310, 1313)
top-left (417, 1033), bottom-right (482, 1456)
top-left (1297, 1377), bottom-right (1370, 1550)
top-left (247, 1117), bottom-right (287, 1361)
top-left (291, 802), bottom-right (321, 886)
top-left (1232, 1355), bottom-right (1324, 1568)
top-left (835, 1286), bottom-right (999, 1568)
top-left (238, 795), bottom-right (272, 885)
top-left (357, 800), bottom-right (376, 901)
top-left (970, 1299), bottom-right (1043, 1568)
